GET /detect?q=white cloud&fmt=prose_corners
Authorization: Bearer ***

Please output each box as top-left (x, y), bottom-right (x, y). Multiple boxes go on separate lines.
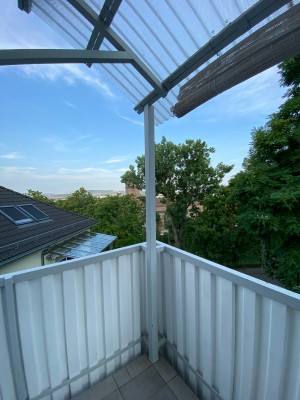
top-left (58, 167), bottom-right (114, 176)
top-left (73, 134), bottom-right (92, 143)
top-left (64, 101), bottom-right (78, 110)
top-left (44, 135), bottom-right (68, 152)
top-left (0, 166), bottom-right (35, 173)
top-left (43, 134), bottom-right (93, 152)
top-left (229, 158), bottom-right (242, 163)
top-left (193, 117), bottom-right (218, 123)
top-left (0, 165), bottom-right (125, 193)
top-left (117, 113), bottom-right (144, 126)
top-left (104, 156), bottom-right (129, 164)
top-left (16, 64), bottom-right (116, 99)
top-left (1, 178), bottom-right (123, 194)
top-left (0, 152), bottom-right (22, 159)
top-left (116, 168), bottom-right (128, 173)
top-left (224, 66), bottom-right (284, 116)
top-left (0, 6), bottom-right (116, 99)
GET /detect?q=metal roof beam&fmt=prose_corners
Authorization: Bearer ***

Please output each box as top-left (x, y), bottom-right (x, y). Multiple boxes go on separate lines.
top-left (68, 0), bottom-right (167, 95)
top-left (134, 0), bottom-right (292, 113)
top-left (18, 0), bottom-right (32, 14)
top-left (0, 49), bottom-right (132, 66)
top-left (100, 0), bottom-right (122, 24)
top-left (86, 0), bottom-right (122, 67)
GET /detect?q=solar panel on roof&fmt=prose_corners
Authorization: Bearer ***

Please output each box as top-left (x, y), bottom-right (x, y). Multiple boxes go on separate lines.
top-left (0, 206), bottom-right (33, 225)
top-left (19, 204), bottom-right (49, 221)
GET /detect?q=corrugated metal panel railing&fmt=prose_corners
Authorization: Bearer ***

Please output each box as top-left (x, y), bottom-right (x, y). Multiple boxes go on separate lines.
top-left (0, 244), bottom-right (146, 400)
top-left (2, 242), bottom-right (300, 400)
top-left (157, 244), bottom-right (300, 400)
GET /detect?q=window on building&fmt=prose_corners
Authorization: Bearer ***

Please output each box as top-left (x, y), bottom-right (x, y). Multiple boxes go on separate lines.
top-left (0, 204), bottom-right (49, 226)
top-left (18, 204), bottom-right (49, 221)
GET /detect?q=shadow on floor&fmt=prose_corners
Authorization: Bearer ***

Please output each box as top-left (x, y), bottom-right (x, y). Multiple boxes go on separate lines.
top-left (72, 354), bottom-right (199, 400)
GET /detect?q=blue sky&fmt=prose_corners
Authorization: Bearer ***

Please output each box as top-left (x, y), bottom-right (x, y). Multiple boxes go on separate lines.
top-left (0, 3), bottom-right (286, 194)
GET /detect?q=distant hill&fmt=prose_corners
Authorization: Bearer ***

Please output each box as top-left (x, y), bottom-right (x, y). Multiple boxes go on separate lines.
top-left (88, 190), bottom-right (122, 195)
top-left (46, 189), bottom-right (125, 201)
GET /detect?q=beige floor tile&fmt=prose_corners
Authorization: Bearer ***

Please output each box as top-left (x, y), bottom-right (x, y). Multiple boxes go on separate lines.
top-left (125, 354), bottom-right (151, 378)
top-left (154, 357), bottom-right (177, 383)
top-left (120, 366), bottom-right (164, 400)
top-left (168, 376), bottom-right (198, 400)
top-left (113, 367), bottom-right (131, 388)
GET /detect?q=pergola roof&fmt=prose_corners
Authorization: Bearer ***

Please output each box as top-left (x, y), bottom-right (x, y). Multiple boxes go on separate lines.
top-left (10, 0), bottom-right (299, 124)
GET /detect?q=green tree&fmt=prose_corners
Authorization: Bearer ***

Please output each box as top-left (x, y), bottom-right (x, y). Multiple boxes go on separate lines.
top-left (92, 195), bottom-right (145, 248)
top-left (55, 188), bottom-right (145, 248)
top-left (230, 56), bottom-right (300, 291)
top-left (121, 136), bottom-right (232, 247)
top-left (57, 187), bottom-right (96, 216)
top-left (279, 55), bottom-right (300, 98)
top-left (26, 189), bottom-right (54, 205)
top-left (182, 186), bottom-right (240, 265)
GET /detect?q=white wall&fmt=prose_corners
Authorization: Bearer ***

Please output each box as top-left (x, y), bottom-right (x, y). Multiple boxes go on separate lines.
top-left (1, 251), bottom-right (43, 275)
top-left (0, 250), bottom-right (55, 275)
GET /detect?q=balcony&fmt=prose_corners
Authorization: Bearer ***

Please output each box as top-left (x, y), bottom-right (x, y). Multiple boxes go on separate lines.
top-left (1, 243), bottom-right (300, 400)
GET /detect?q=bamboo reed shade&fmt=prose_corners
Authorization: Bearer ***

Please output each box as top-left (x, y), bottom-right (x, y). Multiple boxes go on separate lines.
top-left (172, 4), bottom-right (300, 118)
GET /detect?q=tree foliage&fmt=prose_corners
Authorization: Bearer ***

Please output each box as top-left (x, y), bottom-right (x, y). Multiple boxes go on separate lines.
top-left (121, 136), bottom-right (232, 247)
top-left (91, 195), bottom-right (145, 248)
top-left (56, 188), bottom-right (145, 248)
top-left (182, 186), bottom-right (240, 265)
top-left (26, 189), bottom-right (54, 205)
top-left (56, 187), bottom-right (96, 216)
top-left (279, 55), bottom-right (300, 98)
top-left (230, 56), bottom-right (300, 291)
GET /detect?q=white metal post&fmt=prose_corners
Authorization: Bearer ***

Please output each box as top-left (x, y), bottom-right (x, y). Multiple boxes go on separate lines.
top-left (144, 104), bottom-right (158, 363)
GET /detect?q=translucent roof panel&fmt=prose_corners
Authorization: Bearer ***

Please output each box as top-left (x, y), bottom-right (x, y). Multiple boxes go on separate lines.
top-left (48, 231), bottom-right (117, 260)
top-left (28, 0), bottom-right (296, 124)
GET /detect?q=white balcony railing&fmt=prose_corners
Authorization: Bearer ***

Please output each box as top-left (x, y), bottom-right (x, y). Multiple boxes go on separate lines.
top-left (0, 244), bottom-right (147, 400)
top-left (157, 244), bottom-right (300, 400)
top-left (1, 243), bottom-right (300, 400)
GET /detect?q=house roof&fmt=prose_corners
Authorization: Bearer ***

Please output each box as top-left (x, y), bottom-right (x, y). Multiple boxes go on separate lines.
top-left (8, 0), bottom-right (297, 125)
top-left (0, 186), bottom-right (95, 266)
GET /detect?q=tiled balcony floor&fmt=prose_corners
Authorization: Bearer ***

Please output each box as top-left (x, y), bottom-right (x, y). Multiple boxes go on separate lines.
top-left (72, 354), bottom-right (199, 400)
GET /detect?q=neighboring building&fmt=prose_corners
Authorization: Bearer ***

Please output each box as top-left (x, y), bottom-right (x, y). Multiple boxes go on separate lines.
top-left (125, 185), bottom-right (204, 234)
top-left (125, 185), bottom-right (168, 232)
top-left (0, 186), bottom-right (116, 275)
top-left (155, 195), bottom-right (167, 233)
top-left (125, 184), bottom-right (141, 197)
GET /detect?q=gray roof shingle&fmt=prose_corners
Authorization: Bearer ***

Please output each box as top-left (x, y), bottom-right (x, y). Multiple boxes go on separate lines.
top-left (0, 186), bottom-right (95, 266)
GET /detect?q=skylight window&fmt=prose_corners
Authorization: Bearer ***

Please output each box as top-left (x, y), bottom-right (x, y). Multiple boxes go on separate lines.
top-left (0, 204), bottom-right (49, 225)
top-left (0, 206), bottom-right (34, 225)
top-left (19, 204), bottom-right (49, 221)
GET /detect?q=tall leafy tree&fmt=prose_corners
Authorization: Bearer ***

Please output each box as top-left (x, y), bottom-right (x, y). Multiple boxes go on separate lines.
top-left (182, 186), bottom-right (242, 266)
top-left (26, 189), bottom-right (54, 205)
top-left (121, 136), bottom-right (232, 247)
top-left (279, 55), bottom-right (300, 98)
top-left (55, 188), bottom-right (145, 248)
top-left (56, 187), bottom-right (96, 216)
top-left (230, 56), bottom-right (300, 291)
top-left (92, 195), bottom-right (146, 248)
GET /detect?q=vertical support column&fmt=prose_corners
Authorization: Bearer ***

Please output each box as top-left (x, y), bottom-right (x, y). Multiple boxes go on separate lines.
top-left (144, 104), bottom-right (158, 363)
